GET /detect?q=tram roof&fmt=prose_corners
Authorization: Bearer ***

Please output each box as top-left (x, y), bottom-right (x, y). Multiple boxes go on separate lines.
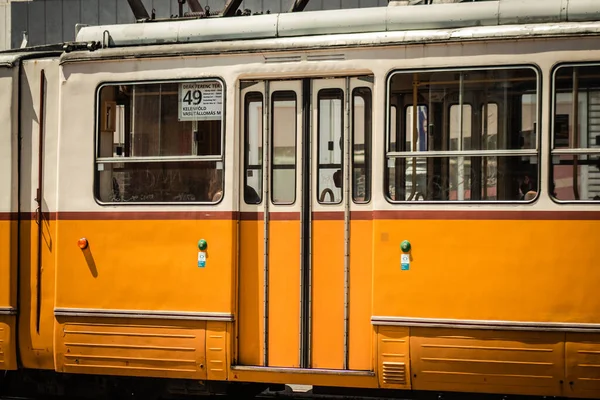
top-left (73, 0), bottom-right (600, 49)
top-left (59, 20), bottom-right (600, 65)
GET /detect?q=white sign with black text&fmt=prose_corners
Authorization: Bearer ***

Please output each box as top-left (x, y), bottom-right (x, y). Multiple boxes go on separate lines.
top-left (178, 81), bottom-right (222, 121)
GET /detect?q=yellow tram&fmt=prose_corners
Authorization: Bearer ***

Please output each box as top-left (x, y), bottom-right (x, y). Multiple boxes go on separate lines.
top-left (1, 0), bottom-right (600, 398)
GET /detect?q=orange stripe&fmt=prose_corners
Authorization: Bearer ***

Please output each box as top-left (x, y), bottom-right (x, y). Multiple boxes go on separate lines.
top-left (2, 210), bottom-right (598, 221)
top-left (57, 211), bottom-right (236, 220)
top-left (312, 211), bottom-right (344, 221)
top-left (373, 210), bottom-right (600, 220)
top-left (0, 213), bottom-right (18, 221)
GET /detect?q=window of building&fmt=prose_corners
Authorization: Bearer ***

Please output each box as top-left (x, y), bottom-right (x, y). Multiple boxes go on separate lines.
top-left (386, 67), bottom-right (538, 202)
top-left (95, 79), bottom-right (224, 203)
top-left (551, 65), bottom-right (600, 202)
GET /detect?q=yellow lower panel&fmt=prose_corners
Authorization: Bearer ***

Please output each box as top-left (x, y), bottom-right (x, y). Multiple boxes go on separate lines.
top-left (0, 315), bottom-right (16, 370)
top-left (377, 326), bottom-right (410, 389)
top-left (55, 317), bottom-right (207, 379)
top-left (410, 328), bottom-right (564, 396)
top-left (311, 220), bottom-right (344, 369)
top-left (229, 367), bottom-right (378, 388)
top-left (373, 220), bottom-right (600, 323)
top-left (238, 221), bottom-right (264, 366)
top-left (0, 220), bottom-right (17, 307)
top-left (19, 219), bottom-right (55, 369)
top-left (349, 220), bottom-right (373, 371)
top-left (55, 220), bottom-right (235, 312)
top-left (268, 220), bottom-right (300, 367)
top-left (565, 333), bottom-right (600, 399)
top-left (0, 220), bottom-right (17, 370)
top-left (206, 321), bottom-right (229, 381)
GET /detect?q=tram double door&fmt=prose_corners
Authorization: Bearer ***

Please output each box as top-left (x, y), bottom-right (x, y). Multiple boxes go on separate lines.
top-left (238, 77), bottom-right (373, 370)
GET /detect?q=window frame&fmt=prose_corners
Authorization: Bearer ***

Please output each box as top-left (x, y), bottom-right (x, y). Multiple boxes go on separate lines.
top-left (384, 64), bottom-right (542, 204)
top-left (243, 91), bottom-right (264, 205)
top-left (270, 90), bottom-right (298, 206)
top-left (93, 76), bottom-right (226, 206)
top-left (352, 86), bottom-right (372, 204)
top-left (549, 62), bottom-right (600, 204)
top-left (317, 87), bottom-right (345, 205)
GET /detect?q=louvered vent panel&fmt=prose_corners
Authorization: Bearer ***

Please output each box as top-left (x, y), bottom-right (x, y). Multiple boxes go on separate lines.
top-left (383, 361), bottom-right (406, 385)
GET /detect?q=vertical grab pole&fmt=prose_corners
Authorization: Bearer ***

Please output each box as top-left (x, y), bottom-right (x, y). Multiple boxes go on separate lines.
top-left (458, 73), bottom-right (465, 200)
top-left (343, 77), bottom-right (351, 370)
top-left (407, 74), bottom-right (418, 200)
top-left (572, 68), bottom-right (580, 200)
top-left (263, 81), bottom-right (270, 366)
top-left (299, 79), bottom-right (311, 368)
top-left (307, 80), bottom-right (313, 368)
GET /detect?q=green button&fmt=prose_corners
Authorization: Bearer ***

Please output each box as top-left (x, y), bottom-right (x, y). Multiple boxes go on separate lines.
top-left (198, 239), bottom-right (208, 251)
top-left (400, 240), bottom-right (411, 253)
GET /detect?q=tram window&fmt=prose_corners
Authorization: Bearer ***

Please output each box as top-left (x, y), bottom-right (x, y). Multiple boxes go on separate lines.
top-left (551, 65), bottom-right (600, 201)
top-left (385, 67), bottom-right (538, 202)
top-left (271, 91), bottom-right (297, 205)
top-left (318, 89), bottom-right (344, 204)
top-left (95, 79), bottom-right (224, 203)
top-left (353, 87), bottom-right (372, 203)
top-left (244, 92), bottom-right (263, 204)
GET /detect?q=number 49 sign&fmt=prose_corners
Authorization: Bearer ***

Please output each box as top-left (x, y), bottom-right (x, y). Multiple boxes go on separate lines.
top-left (178, 81), bottom-right (223, 121)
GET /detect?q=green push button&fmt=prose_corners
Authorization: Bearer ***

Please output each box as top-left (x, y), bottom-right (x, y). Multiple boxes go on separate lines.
top-left (400, 240), bottom-right (411, 253)
top-left (198, 239), bottom-right (208, 251)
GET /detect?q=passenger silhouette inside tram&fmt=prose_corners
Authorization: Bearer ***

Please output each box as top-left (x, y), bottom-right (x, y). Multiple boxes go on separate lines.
top-left (244, 184), bottom-right (261, 204)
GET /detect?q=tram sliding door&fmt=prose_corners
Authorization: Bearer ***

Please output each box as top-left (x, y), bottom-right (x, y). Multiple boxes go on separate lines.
top-left (238, 77), bottom-right (373, 371)
top-left (238, 80), bottom-right (303, 368)
top-left (310, 77), bottom-right (373, 370)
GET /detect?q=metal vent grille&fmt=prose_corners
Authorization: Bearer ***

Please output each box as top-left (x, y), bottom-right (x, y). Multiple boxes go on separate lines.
top-left (383, 361), bottom-right (406, 384)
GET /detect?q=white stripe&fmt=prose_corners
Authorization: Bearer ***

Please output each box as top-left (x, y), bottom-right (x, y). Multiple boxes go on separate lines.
top-left (54, 308), bottom-right (234, 322)
top-left (371, 316), bottom-right (600, 333)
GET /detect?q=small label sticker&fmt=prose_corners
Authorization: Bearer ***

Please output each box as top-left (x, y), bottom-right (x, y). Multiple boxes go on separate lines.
top-left (198, 251), bottom-right (206, 268)
top-left (400, 253), bottom-right (410, 271)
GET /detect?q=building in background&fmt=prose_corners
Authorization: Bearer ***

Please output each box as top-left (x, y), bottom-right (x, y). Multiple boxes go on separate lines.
top-left (0, 0), bottom-right (395, 50)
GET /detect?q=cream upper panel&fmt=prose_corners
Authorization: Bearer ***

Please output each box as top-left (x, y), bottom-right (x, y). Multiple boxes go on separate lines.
top-left (59, 55), bottom-right (253, 213)
top-left (57, 53), bottom-right (378, 213)
top-left (19, 58), bottom-right (61, 215)
top-left (359, 37), bottom-right (600, 212)
top-left (57, 34), bottom-right (600, 213)
top-left (0, 67), bottom-right (16, 214)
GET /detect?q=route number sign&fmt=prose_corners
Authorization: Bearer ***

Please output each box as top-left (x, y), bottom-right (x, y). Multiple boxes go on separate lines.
top-left (178, 81), bottom-right (222, 121)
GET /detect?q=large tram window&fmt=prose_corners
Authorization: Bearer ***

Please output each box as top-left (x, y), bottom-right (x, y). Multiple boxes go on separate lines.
top-left (271, 91), bottom-right (297, 205)
top-left (386, 67), bottom-right (538, 202)
top-left (244, 92), bottom-right (263, 204)
top-left (95, 79), bottom-right (224, 203)
top-left (551, 65), bottom-right (600, 201)
top-left (352, 87), bottom-right (371, 203)
top-left (318, 89), bottom-right (344, 204)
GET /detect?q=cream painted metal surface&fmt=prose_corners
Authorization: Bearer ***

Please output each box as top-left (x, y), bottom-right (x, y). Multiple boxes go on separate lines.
top-left (75, 0), bottom-right (600, 49)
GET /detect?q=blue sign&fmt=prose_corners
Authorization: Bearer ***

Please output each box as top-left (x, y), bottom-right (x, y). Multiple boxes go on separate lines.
top-left (401, 254), bottom-right (410, 271)
top-left (198, 251), bottom-right (206, 268)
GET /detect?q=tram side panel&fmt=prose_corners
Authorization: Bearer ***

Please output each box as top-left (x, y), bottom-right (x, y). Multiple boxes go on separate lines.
top-left (0, 63), bottom-right (18, 370)
top-left (53, 59), bottom-right (236, 380)
top-left (17, 58), bottom-right (60, 370)
top-left (372, 56), bottom-right (600, 398)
